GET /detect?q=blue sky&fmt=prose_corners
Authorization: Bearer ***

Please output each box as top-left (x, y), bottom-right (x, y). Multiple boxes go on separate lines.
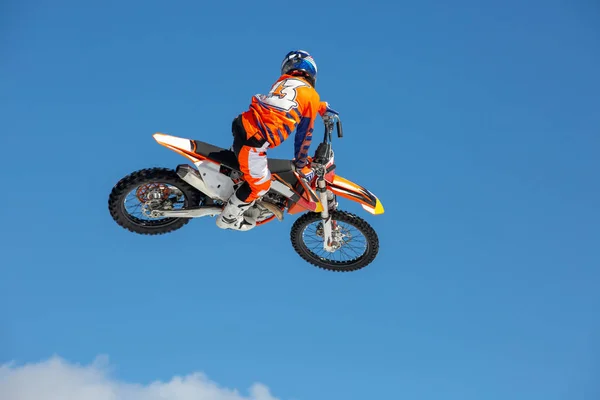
top-left (1, 0), bottom-right (599, 399)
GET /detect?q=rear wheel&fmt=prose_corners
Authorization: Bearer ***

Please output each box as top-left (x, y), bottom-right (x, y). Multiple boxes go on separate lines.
top-left (290, 210), bottom-right (380, 272)
top-left (108, 168), bottom-right (205, 235)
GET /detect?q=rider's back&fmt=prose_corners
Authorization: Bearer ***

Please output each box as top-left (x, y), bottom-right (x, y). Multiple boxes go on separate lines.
top-left (241, 74), bottom-right (324, 149)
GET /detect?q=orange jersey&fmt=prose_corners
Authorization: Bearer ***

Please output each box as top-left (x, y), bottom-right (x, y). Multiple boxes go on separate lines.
top-left (241, 74), bottom-right (327, 167)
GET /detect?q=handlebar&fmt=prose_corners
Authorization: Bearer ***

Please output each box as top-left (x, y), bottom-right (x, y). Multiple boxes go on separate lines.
top-left (322, 116), bottom-right (343, 143)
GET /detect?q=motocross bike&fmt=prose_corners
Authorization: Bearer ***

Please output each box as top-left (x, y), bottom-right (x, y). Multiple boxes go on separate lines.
top-left (108, 117), bottom-right (384, 272)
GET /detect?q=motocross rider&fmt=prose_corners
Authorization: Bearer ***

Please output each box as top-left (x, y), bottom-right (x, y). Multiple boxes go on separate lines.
top-left (216, 50), bottom-right (340, 231)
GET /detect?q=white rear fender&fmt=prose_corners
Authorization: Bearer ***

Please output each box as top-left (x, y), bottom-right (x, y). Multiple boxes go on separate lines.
top-left (154, 133), bottom-right (235, 201)
top-left (153, 133), bottom-right (193, 151)
top-left (153, 133), bottom-right (202, 164)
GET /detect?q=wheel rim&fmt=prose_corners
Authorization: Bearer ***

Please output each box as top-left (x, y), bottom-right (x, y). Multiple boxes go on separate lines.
top-left (122, 182), bottom-right (188, 226)
top-left (301, 220), bottom-right (368, 265)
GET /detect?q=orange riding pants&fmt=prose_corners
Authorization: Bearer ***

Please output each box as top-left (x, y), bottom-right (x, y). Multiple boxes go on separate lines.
top-left (231, 116), bottom-right (272, 202)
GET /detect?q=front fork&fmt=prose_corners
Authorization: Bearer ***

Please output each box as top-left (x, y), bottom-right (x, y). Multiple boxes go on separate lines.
top-left (316, 175), bottom-right (336, 252)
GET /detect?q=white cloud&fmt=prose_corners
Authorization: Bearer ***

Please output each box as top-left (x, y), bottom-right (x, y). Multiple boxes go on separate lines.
top-left (0, 355), bottom-right (281, 400)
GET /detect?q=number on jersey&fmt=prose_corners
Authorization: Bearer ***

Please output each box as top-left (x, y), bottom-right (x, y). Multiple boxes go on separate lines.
top-left (260, 79), bottom-right (307, 111)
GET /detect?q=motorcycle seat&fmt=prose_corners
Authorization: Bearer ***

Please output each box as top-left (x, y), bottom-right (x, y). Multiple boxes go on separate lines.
top-left (192, 140), bottom-right (297, 180)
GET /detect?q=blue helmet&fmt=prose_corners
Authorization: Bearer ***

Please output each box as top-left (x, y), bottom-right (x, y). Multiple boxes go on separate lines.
top-left (281, 50), bottom-right (318, 87)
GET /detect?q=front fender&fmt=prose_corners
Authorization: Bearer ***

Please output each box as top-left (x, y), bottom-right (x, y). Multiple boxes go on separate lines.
top-left (328, 175), bottom-right (384, 215)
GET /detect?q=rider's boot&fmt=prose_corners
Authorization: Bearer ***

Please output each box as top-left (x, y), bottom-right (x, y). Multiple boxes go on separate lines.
top-left (216, 191), bottom-right (257, 231)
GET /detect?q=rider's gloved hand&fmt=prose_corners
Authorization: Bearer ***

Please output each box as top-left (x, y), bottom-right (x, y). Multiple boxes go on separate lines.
top-left (293, 157), bottom-right (315, 181)
top-left (293, 156), bottom-right (306, 170)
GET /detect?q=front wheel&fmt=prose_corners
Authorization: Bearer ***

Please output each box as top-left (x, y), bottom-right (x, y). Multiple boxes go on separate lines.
top-left (290, 210), bottom-right (380, 272)
top-left (108, 167), bottom-right (205, 235)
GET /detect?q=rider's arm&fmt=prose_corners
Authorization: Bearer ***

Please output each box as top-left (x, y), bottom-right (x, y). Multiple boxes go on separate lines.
top-left (293, 110), bottom-right (316, 168)
top-left (294, 88), bottom-right (332, 168)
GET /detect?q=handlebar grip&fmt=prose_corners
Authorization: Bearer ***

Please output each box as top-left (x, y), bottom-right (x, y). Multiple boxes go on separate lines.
top-left (336, 119), bottom-right (343, 138)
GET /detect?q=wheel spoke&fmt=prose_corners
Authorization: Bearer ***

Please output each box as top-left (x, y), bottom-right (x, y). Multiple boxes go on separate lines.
top-left (122, 181), bottom-right (192, 224)
top-left (299, 217), bottom-right (369, 265)
top-left (109, 168), bottom-right (207, 237)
